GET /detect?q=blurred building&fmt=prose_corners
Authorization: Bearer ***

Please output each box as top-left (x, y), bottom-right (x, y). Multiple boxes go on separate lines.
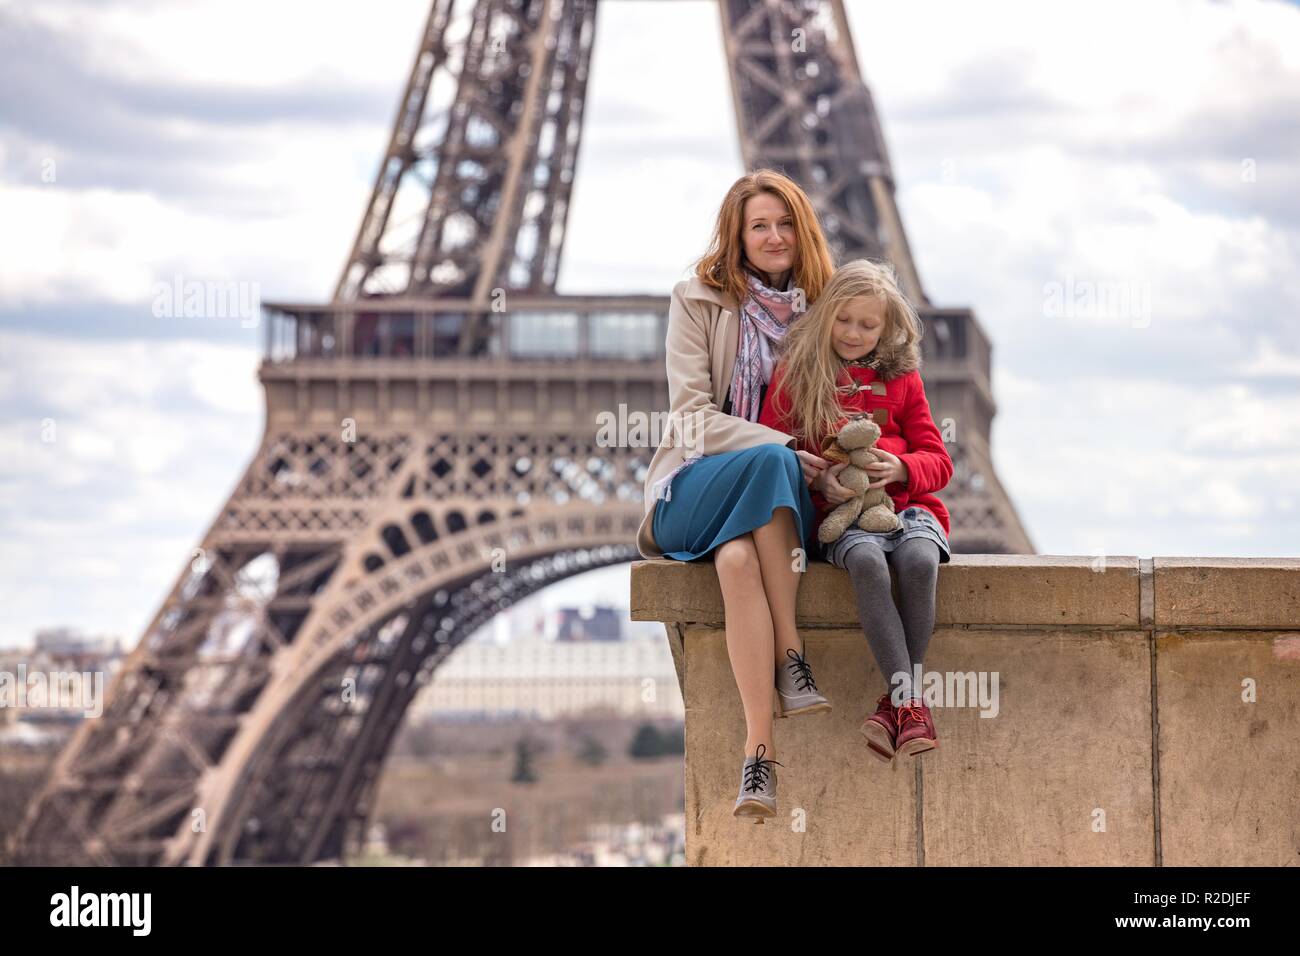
top-left (411, 628), bottom-right (682, 720)
top-left (0, 628), bottom-right (126, 747)
top-left (33, 627), bottom-right (123, 663)
top-left (549, 605), bottom-right (623, 642)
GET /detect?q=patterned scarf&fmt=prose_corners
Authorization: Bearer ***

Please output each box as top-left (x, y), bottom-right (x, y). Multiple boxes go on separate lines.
top-left (728, 270), bottom-right (801, 422)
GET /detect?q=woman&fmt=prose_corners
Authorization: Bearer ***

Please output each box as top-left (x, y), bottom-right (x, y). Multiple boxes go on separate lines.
top-left (635, 169), bottom-right (837, 821)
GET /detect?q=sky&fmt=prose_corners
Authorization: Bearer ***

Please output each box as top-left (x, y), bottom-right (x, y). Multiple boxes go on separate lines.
top-left (1, 0), bottom-right (1298, 649)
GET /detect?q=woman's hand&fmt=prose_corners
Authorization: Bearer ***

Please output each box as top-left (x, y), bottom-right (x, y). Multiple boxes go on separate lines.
top-left (793, 449), bottom-right (830, 487)
top-left (814, 462), bottom-right (857, 505)
top-left (863, 447), bottom-right (910, 490)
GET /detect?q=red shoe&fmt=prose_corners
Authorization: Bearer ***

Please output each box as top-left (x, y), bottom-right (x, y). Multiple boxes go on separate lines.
top-left (859, 693), bottom-right (897, 762)
top-left (894, 699), bottom-right (938, 757)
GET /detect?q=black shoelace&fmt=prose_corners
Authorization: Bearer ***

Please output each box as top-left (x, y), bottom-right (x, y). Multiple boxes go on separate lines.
top-left (784, 647), bottom-right (818, 692)
top-left (742, 743), bottom-right (784, 793)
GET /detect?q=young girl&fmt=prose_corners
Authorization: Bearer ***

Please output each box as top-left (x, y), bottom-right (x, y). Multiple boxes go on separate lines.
top-left (759, 258), bottom-right (954, 762)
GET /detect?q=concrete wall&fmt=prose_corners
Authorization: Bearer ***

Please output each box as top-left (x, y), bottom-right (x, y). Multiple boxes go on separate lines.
top-left (629, 556), bottom-right (1300, 866)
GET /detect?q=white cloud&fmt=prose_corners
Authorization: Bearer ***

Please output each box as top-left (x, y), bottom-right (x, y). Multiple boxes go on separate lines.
top-left (9, 0), bottom-right (431, 89)
top-left (1234, 336), bottom-right (1300, 376)
top-left (0, 332), bottom-right (262, 646)
top-left (993, 371), bottom-right (1300, 552)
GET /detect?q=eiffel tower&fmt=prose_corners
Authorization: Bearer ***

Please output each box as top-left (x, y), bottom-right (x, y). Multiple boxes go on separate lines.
top-left (11, 0), bottom-right (1031, 866)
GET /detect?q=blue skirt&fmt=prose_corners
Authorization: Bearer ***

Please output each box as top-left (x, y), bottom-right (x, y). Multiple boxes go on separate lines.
top-left (651, 444), bottom-right (817, 561)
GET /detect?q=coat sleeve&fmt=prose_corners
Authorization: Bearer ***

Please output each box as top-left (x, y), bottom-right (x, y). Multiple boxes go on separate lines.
top-left (895, 371), bottom-right (953, 496)
top-left (663, 280), bottom-right (796, 457)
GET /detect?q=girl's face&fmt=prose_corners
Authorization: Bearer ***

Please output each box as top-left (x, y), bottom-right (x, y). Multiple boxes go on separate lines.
top-left (741, 192), bottom-right (796, 283)
top-left (831, 295), bottom-right (887, 361)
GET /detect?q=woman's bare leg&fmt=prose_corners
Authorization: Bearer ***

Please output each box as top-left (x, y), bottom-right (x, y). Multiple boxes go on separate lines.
top-left (714, 533), bottom-right (776, 758)
top-left (750, 506), bottom-right (804, 663)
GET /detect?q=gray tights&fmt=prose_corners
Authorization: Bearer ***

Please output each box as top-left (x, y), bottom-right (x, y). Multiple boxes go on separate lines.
top-left (840, 537), bottom-right (940, 702)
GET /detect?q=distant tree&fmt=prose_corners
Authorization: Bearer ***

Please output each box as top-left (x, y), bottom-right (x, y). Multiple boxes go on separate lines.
top-left (576, 733), bottom-right (607, 767)
top-left (399, 721), bottom-right (439, 759)
top-left (629, 723), bottom-right (663, 759)
top-left (381, 817), bottom-right (427, 857)
top-left (511, 737), bottom-right (539, 783)
top-left (660, 722), bottom-right (685, 755)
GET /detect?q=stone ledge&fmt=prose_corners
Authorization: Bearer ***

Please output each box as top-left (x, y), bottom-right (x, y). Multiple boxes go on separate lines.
top-left (630, 555), bottom-right (1300, 866)
top-left (631, 555), bottom-right (1300, 630)
top-left (1154, 557), bottom-right (1300, 628)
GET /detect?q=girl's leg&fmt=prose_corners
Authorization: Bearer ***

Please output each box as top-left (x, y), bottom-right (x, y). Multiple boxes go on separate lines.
top-left (841, 545), bottom-right (914, 701)
top-left (749, 505), bottom-right (804, 662)
top-left (714, 533), bottom-right (777, 758)
top-left (889, 538), bottom-right (941, 680)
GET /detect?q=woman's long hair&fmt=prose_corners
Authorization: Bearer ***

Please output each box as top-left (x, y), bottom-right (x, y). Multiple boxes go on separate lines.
top-left (769, 258), bottom-right (924, 449)
top-left (693, 169), bottom-right (836, 307)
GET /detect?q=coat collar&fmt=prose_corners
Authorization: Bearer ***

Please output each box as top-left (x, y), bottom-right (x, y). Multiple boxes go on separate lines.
top-left (682, 275), bottom-right (737, 311)
top-left (850, 347), bottom-right (920, 381)
top-left (682, 271), bottom-right (785, 311)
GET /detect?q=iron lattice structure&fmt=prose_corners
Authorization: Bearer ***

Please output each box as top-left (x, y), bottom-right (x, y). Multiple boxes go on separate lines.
top-left (11, 0), bottom-right (1031, 866)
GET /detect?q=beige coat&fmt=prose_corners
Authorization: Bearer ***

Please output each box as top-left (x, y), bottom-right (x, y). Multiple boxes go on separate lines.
top-left (636, 275), bottom-right (798, 558)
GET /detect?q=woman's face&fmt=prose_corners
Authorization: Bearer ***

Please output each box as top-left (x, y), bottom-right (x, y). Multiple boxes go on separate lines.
top-left (741, 192), bottom-right (796, 283)
top-left (831, 295), bottom-right (887, 361)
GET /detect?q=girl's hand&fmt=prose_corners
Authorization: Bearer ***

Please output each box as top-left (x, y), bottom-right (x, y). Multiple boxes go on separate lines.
top-left (815, 462), bottom-right (857, 505)
top-left (864, 447), bottom-right (910, 490)
top-left (793, 449), bottom-right (830, 487)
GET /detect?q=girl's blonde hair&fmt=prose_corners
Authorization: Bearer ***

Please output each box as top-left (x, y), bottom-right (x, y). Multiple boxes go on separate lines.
top-left (693, 168), bottom-right (836, 307)
top-left (771, 258), bottom-right (924, 449)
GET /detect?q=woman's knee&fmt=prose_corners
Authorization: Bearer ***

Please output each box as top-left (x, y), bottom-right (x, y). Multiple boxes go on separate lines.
top-left (749, 443), bottom-right (802, 480)
top-left (750, 442), bottom-right (797, 463)
top-left (714, 534), bottom-right (760, 579)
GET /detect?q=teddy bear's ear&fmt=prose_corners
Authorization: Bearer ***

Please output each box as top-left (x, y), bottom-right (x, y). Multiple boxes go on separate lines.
top-left (837, 418), bottom-right (878, 450)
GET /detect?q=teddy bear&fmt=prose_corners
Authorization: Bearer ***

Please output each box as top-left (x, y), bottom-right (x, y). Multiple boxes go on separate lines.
top-left (815, 415), bottom-right (903, 544)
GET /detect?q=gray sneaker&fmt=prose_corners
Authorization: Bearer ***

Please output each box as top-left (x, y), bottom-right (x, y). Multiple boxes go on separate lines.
top-left (774, 647), bottom-right (832, 718)
top-left (733, 743), bottom-right (783, 822)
